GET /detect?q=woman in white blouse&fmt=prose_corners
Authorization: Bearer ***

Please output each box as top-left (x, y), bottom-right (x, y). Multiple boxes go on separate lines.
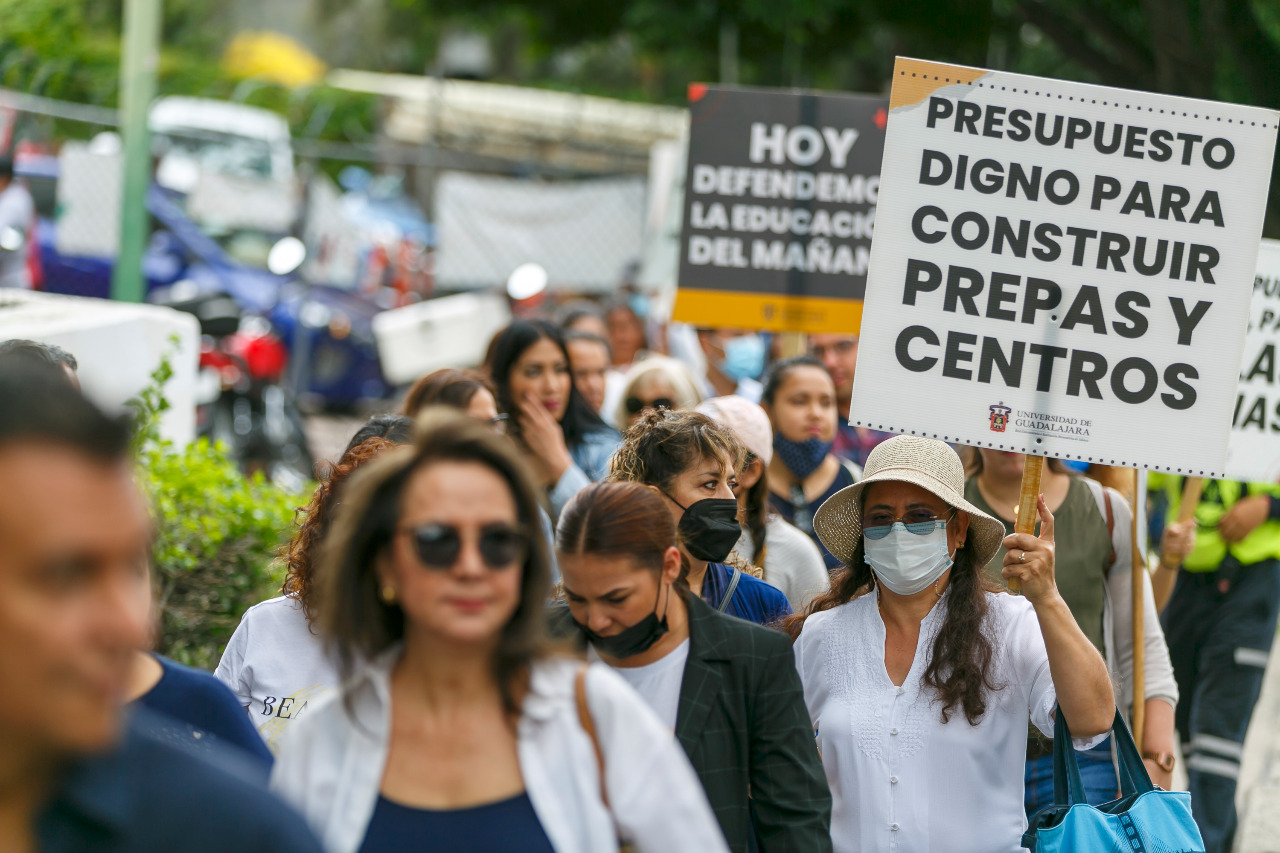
top-left (270, 410), bottom-right (727, 853)
top-left (787, 436), bottom-right (1115, 853)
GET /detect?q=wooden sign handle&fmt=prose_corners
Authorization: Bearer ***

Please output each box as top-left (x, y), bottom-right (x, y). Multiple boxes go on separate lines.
top-left (1010, 455), bottom-right (1045, 595)
top-left (1178, 477), bottom-right (1204, 524)
top-left (1130, 468), bottom-right (1146, 748)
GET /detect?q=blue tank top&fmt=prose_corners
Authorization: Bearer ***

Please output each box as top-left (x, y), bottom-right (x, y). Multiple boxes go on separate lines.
top-left (358, 792), bottom-right (556, 853)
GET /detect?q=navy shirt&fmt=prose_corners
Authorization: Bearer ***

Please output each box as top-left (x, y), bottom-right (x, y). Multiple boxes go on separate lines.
top-left (358, 792), bottom-right (555, 853)
top-left (37, 709), bottom-right (321, 853)
top-left (701, 561), bottom-right (793, 627)
top-left (770, 464), bottom-right (856, 571)
top-left (136, 654), bottom-right (273, 768)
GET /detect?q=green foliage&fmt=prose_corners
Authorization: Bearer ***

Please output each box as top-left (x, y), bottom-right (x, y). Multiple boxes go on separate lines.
top-left (140, 438), bottom-right (304, 670)
top-left (128, 346), bottom-right (308, 670)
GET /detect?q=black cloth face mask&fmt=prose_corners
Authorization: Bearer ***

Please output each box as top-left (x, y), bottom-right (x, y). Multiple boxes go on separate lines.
top-left (666, 494), bottom-right (742, 563)
top-left (576, 582), bottom-right (670, 659)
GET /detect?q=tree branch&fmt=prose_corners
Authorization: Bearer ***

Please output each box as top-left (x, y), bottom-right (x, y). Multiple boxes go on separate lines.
top-left (1013, 1), bottom-right (1151, 89)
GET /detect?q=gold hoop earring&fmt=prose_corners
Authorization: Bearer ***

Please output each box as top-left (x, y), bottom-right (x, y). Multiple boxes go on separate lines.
top-left (381, 585), bottom-right (397, 604)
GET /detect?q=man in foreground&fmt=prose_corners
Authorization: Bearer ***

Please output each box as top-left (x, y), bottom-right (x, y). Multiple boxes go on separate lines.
top-left (0, 362), bottom-right (321, 852)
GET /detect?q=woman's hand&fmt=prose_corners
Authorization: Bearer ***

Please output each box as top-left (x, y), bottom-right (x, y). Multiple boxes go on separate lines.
top-left (516, 392), bottom-right (573, 486)
top-left (1001, 495), bottom-right (1058, 607)
top-left (1159, 519), bottom-right (1196, 568)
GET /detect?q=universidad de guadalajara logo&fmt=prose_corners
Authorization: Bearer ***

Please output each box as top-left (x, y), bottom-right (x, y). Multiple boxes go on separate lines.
top-left (989, 403), bottom-right (1011, 433)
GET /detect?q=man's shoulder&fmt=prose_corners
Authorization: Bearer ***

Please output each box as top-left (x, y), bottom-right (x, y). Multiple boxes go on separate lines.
top-left (122, 715), bottom-right (320, 850)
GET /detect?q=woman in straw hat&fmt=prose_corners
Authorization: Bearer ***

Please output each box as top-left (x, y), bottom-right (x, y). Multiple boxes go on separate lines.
top-left (785, 436), bottom-right (1115, 853)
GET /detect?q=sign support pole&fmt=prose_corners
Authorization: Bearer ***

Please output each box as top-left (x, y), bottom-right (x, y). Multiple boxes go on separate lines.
top-left (1010, 455), bottom-right (1045, 595)
top-left (1131, 467), bottom-right (1147, 747)
top-left (112, 0), bottom-right (162, 303)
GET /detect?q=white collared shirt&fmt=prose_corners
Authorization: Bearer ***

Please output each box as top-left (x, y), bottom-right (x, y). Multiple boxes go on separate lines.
top-left (270, 650), bottom-right (728, 853)
top-left (794, 590), bottom-right (1105, 853)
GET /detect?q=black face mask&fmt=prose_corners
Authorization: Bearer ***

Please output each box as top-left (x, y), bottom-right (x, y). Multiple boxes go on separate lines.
top-left (667, 494), bottom-right (742, 563)
top-left (576, 582), bottom-right (670, 659)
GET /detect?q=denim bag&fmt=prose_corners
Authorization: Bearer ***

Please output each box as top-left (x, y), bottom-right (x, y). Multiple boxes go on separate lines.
top-left (1023, 707), bottom-right (1204, 852)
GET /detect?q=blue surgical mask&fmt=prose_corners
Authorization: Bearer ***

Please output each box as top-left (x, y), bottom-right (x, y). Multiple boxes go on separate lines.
top-left (864, 524), bottom-right (954, 596)
top-left (774, 435), bottom-right (833, 480)
top-left (628, 292), bottom-right (651, 319)
top-left (720, 334), bottom-right (765, 382)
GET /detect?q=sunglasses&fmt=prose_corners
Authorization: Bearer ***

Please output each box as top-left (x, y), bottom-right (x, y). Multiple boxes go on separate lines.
top-left (862, 509), bottom-right (955, 540)
top-left (401, 523), bottom-right (530, 570)
top-left (625, 396), bottom-right (674, 415)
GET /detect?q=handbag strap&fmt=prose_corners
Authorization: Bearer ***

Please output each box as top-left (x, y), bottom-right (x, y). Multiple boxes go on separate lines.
top-left (1051, 706), bottom-right (1088, 807)
top-left (574, 665), bottom-right (611, 808)
top-left (1052, 705), bottom-right (1154, 807)
top-left (717, 567), bottom-right (743, 613)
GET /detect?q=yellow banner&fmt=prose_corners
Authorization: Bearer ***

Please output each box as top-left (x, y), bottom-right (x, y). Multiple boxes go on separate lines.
top-left (672, 289), bottom-right (863, 335)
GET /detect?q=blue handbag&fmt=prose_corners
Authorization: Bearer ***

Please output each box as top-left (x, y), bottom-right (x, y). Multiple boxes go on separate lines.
top-left (1023, 706), bottom-right (1204, 852)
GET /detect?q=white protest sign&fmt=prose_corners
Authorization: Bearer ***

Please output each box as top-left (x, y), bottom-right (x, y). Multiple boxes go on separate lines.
top-left (850, 57), bottom-right (1278, 479)
top-left (1227, 239), bottom-right (1280, 482)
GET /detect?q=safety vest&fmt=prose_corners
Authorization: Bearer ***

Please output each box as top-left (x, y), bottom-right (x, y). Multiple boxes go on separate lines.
top-left (1152, 475), bottom-right (1280, 570)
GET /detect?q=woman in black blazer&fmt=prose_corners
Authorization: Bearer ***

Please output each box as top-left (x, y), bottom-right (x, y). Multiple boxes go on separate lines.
top-left (553, 481), bottom-right (832, 853)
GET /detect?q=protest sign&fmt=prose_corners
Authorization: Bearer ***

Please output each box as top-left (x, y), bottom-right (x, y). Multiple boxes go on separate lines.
top-left (849, 57), bottom-right (1278, 479)
top-left (1226, 239), bottom-right (1280, 482)
top-left (673, 84), bottom-right (888, 333)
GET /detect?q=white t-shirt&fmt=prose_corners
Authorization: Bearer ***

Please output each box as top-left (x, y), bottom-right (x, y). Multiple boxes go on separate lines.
top-left (214, 594), bottom-right (340, 753)
top-left (588, 638), bottom-right (690, 732)
top-left (736, 515), bottom-right (831, 611)
top-left (793, 590), bottom-right (1106, 853)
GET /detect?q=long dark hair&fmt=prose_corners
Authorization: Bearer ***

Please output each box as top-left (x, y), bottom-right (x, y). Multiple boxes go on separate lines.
top-left (741, 451), bottom-right (769, 570)
top-left (761, 354), bottom-right (828, 405)
top-left (486, 319), bottom-right (609, 448)
top-left (317, 409), bottom-right (556, 716)
top-left (784, 517), bottom-right (1002, 726)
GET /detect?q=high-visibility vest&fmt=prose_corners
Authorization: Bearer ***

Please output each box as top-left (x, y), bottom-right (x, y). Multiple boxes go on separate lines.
top-left (1152, 474), bottom-right (1280, 570)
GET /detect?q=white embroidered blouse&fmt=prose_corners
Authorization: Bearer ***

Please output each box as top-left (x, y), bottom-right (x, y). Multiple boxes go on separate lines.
top-left (793, 589), bottom-right (1105, 853)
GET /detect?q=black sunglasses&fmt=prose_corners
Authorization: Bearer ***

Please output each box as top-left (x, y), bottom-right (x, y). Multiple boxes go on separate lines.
top-left (402, 523), bottom-right (530, 570)
top-left (625, 396), bottom-right (674, 415)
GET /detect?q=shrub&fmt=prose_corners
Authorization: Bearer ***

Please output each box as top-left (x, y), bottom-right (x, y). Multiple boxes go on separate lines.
top-left (130, 348), bottom-right (309, 670)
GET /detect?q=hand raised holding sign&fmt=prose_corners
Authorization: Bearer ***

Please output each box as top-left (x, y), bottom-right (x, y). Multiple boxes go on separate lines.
top-left (1002, 495), bottom-right (1058, 606)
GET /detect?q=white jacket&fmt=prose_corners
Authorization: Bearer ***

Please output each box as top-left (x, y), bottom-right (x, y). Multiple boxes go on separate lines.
top-left (270, 650), bottom-right (729, 853)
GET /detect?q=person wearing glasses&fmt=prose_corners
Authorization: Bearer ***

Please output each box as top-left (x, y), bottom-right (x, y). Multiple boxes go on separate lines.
top-left (487, 320), bottom-right (620, 519)
top-left (785, 436), bottom-right (1115, 853)
top-left (271, 411), bottom-right (727, 853)
top-left (401, 368), bottom-right (507, 433)
top-left (216, 415), bottom-right (414, 751)
top-left (808, 334), bottom-right (893, 468)
top-left (554, 481), bottom-right (832, 853)
top-left (612, 355), bottom-right (703, 431)
top-left (762, 357), bottom-right (862, 571)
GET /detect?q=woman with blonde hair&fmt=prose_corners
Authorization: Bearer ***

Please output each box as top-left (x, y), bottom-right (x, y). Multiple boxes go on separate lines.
top-left (271, 410), bottom-right (726, 853)
top-left (613, 356), bottom-right (703, 431)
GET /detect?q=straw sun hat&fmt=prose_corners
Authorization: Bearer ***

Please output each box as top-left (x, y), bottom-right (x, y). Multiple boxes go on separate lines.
top-left (813, 435), bottom-right (1006, 569)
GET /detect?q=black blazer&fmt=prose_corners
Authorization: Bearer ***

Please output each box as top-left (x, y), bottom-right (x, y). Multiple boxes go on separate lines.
top-left (550, 593), bottom-right (832, 853)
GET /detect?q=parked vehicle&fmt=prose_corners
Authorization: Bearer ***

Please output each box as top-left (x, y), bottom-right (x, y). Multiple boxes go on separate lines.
top-left (19, 155), bottom-right (392, 408)
top-left (152, 284), bottom-right (314, 491)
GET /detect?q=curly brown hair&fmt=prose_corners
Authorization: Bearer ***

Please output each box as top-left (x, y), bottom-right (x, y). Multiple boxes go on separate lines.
top-left (783, 528), bottom-right (1003, 726)
top-left (280, 436), bottom-right (402, 625)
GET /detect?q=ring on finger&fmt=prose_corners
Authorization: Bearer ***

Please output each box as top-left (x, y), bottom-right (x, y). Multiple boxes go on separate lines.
top-left (1018, 550), bottom-right (1027, 563)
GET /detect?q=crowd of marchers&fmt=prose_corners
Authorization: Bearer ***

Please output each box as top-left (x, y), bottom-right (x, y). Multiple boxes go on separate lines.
top-left (0, 305), bottom-right (1271, 853)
